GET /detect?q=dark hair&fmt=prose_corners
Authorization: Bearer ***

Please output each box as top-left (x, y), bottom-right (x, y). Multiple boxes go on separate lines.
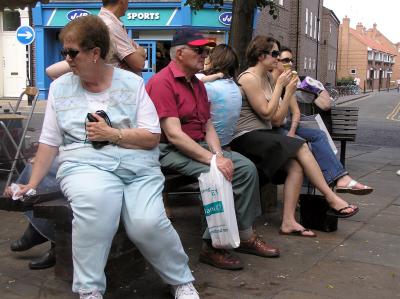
top-left (59, 15), bottom-right (110, 60)
top-left (204, 44), bottom-right (239, 80)
top-left (102, 0), bottom-right (119, 6)
top-left (280, 46), bottom-right (292, 54)
top-left (246, 36), bottom-right (280, 67)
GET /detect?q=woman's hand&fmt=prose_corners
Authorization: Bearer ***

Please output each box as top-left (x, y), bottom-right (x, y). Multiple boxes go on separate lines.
top-left (276, 70), bottom-right (292, 88)
top-left (215, 156), bottom-right (234, 182)
top-left (86, 113), bottom-right (115, 142)
top-left (4, 183), bottom-right (36, 199)
top-left (285, 75), bottom-right (299, 96)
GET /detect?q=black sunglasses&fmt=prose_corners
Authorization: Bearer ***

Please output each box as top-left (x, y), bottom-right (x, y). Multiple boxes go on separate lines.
top-left (264, 50), bottom-right (280, 58)
top-left (188, 47), bottom-right (210, 56)
top-left (60, 48), bottom-right (80, 59)
top-left (279, 58), bottom-right (294, 63)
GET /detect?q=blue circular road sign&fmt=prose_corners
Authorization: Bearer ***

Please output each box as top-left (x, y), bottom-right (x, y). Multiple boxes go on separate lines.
top-left (16, 25), bottom-right (35, 45)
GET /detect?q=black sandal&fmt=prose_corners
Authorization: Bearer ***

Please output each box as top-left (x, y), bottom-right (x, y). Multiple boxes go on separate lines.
top-left (327, 205), bottom-right (359, 218)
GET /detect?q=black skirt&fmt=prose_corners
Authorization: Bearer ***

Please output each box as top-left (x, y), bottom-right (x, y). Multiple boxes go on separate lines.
top-left (230, 129), bottom-right (304, 184)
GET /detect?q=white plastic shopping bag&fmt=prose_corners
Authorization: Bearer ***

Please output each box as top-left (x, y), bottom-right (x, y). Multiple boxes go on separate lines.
top-left (198, 155), bottom-right (240, 249)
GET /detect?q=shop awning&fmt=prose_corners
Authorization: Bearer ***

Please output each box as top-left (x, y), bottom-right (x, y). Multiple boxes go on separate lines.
top-left (0, 1), bottom-right (49, 10)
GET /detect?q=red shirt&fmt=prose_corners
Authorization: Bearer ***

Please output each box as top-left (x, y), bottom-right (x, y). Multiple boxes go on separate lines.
top-left (146, 61), bottom-right (211, 141)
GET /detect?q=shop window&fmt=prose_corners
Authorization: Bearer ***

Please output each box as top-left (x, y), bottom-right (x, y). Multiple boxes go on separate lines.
top-left (3, 10), bottom-right (21, 31)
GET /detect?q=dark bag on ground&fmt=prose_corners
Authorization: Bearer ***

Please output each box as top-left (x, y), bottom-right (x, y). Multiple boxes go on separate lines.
top-left (299, 194), bottom-right (338, 232)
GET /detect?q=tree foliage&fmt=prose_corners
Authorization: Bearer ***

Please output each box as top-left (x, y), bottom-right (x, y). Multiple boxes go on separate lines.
top-left (184, 0), bottom-right (278, 70)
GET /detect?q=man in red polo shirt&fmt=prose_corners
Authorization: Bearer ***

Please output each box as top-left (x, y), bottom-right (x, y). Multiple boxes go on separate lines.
top-left (146, 28), bottom-right (280, 271)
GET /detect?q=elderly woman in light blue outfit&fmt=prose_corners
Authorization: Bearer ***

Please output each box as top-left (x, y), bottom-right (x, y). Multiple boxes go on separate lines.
top-left (12, 15), bottom-right (197, 299)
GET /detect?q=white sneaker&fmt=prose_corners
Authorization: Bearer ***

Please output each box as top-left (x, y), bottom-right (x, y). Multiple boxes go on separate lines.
top-left (171, 282), bottom-right (200, 299)
top-left (79, 289), bottom-right (103, 299)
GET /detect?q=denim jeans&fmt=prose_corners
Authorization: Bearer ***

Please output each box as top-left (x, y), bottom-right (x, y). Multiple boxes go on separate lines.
top-left (280, 124), bottom-right (347, 185)
top-left (16, 159), bottom-right (60, 242)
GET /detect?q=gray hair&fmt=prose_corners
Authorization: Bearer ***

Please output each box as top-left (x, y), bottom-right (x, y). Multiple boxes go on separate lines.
top-left (170, 45), bottom-right (187, 60)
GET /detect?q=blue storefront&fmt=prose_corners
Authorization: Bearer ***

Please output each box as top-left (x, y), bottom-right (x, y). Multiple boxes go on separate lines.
top-left (32, 1), bottom-right (234, 99)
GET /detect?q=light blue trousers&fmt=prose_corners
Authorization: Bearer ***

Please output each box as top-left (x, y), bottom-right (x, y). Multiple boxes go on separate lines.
top-left (57, 146), bottom-right (194, 294)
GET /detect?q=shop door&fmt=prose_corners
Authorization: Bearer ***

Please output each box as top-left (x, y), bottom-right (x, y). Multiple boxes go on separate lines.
top-left (2, 33), bottom-right (27, 97)
top-left (136, 40), bottom-right (156, 82)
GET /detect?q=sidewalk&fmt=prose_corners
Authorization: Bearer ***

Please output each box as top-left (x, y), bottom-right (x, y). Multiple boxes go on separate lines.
top-left (1, 141), bottom-right (400, 298)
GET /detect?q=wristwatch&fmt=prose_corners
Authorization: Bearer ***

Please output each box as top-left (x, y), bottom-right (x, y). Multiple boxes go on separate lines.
top-left (214, 150), bottom-right (224, 157)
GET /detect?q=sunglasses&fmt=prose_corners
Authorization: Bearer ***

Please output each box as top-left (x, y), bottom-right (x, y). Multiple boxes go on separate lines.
top-left (187, 47), bottom-right (210, 56)
top-left (279, 58), bottom-right (294, 63)
top-left (264, 50), bottom-right (280, 58)
top-left (60, 48), bottom-right (80, 59)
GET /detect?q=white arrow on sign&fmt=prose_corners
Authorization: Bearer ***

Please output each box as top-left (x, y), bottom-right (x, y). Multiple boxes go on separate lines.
top-left (17, 31), bottom-right (33, 40)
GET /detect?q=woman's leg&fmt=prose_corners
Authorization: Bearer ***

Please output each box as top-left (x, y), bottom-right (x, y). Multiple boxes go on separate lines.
top-left (59, 164), bottom-right (123, 296)
top-left (295, 144), bottom-right (357, 213)
top-left (280, 159), bottom-right (315, 236)
top-left (121, 167), bottom-right (194, 286)
top-left (295, 127), bottom-right (347, 184)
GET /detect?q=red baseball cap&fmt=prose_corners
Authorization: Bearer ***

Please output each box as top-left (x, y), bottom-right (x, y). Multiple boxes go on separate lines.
top-left (171, 28), bottom-right (216, 47)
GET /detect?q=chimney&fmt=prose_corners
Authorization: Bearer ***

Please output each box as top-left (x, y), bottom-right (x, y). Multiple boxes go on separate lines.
top-left (356, 22), bottom-right (364, 33)
top-left (371, 23), bottom-right (378, 38)
top-left (342, 16), bottom-right (350, 29)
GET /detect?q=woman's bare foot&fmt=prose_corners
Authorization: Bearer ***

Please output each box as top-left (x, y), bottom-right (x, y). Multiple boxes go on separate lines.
top-left (280, 221), bottom-right (316, 237)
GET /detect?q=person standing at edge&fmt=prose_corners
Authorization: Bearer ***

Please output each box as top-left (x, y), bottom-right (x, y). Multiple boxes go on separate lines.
top-left (46, 0), bottom-right (147, 79)
top-left (146, 28), bottom-right (280, 272)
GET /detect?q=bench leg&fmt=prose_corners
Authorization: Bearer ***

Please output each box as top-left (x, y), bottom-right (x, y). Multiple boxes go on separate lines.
top-left (162, 192), bottom-right (173, 220)
top-left (340, 140), bottom-right (347, 167)
top-left (260, 183), bottom-right (278, 214)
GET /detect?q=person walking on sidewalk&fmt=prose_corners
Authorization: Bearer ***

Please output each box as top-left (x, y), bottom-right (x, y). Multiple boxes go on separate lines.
top-left (13, 16), bottom-right (198, 299)
top-left (146, 28), bottom-right (280, 271)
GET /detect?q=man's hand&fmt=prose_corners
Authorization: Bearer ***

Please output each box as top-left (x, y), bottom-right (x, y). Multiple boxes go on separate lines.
top-left (215, 156), bottom-right (234, 182)
top-left (86, 113), bottom-right (114, 142)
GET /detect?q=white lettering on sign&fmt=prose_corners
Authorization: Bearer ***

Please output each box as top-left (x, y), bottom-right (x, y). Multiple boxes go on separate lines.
top-left (127, 12), bottom-right (160, 20)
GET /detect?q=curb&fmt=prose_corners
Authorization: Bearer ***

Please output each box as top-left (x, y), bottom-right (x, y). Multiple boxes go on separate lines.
top-left (336, 93), bottom-right (370, 106)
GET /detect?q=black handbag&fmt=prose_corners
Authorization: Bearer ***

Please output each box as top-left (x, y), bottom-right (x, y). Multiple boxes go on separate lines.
top-left (299, 193), bottom-right (338, 232)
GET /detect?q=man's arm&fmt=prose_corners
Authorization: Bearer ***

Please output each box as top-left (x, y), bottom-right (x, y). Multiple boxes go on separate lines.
top-left (123, 44), bottom-right (146, 74)
top-left (161, 117), bottom-right (213, 164)
top-left (161, 117), bottom-right (233, 181)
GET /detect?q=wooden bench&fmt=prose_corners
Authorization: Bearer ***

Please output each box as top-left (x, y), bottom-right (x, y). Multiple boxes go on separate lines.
top-left (330, 106), bottom-right (359, 167)
top-left (298, 103), bottom-right (359, 167)
top-left (2, 168), bottom-right (277, 282)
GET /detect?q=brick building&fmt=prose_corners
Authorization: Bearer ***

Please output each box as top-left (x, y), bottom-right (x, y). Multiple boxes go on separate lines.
top-left (337, 17), bottom-right (397, 90)
top-left (255, 0), bottom-right (339, 85)
top-left (319, 7), bottom-right (339, 85)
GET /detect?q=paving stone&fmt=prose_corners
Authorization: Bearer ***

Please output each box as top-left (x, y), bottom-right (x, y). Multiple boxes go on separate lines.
top-left (284, 260), bottom-right (400, 299)
top-left (328, 229), bottom-right (400, 268)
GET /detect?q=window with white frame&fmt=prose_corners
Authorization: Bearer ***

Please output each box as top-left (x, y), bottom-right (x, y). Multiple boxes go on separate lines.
top-left (350, 69), bottom-right (356, 75)
top-left (304, 57), bottom-right (308, 69)
top-left (313, 59), bottom-right (316, 69)
top-left (318, 21), bottom-right (321, 41)
top-left (310, 12), bottom-right (313, 36)
top-left (305, 8), bottom-right (308, 35)
top-left (309, 57), bottom-right (312, 69)
top-left (314, 15), bottom-right (317, 39)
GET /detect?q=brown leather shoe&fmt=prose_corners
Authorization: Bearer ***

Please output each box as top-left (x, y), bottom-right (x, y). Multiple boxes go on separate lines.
top-left (235, 235), bottom-right (280, 258)
top-left (199, 247), bottom-right (243, 270)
